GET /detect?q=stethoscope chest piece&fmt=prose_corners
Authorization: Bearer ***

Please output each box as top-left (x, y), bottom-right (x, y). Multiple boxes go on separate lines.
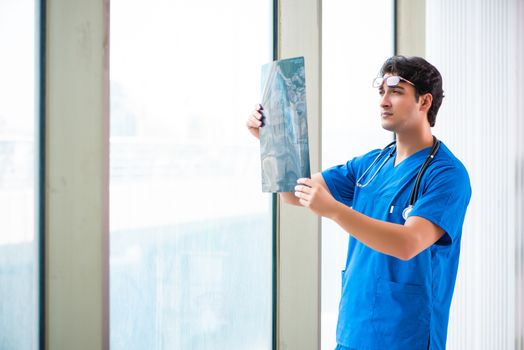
top-left (402, 205), bottom-right (413, 220)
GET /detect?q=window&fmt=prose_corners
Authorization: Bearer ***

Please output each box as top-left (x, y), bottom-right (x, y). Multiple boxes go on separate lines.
top-left (0, 0), bottom-right (39, 348)
top-left (321, 1), bottom-right (393, 348)
top-left (110, 1), bottom-right (274, 348)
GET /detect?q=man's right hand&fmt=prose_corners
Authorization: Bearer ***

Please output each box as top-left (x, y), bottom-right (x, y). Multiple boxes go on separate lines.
top-left (246, 104), bottom-right (264, 140)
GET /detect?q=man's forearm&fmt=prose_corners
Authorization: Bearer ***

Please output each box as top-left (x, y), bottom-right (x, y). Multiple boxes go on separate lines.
top-left (329, 202), bottom-right (418, 260)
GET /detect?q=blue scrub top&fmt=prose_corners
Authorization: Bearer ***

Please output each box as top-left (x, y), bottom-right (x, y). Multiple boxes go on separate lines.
top-left (322, 141), bottom-right (471, 350)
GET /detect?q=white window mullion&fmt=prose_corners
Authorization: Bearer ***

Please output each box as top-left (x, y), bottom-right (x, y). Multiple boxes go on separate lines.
top-left (45, 0), bottom-right (109, 348)
top-left (277, 0), bottom-right (322, 349)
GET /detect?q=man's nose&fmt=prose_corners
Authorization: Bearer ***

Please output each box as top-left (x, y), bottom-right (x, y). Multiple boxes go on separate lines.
top-left (380, 92), bottom-right (391, 108)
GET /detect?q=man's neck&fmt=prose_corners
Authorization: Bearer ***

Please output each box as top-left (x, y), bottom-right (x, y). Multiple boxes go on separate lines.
top-left (394, 129), bottom-right (434, 165)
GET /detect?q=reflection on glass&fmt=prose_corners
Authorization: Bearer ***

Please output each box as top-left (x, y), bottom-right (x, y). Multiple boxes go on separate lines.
top-left (0, 0), bottom-right (38, 349)
top-left (110, 1), bottom-right (273, 349)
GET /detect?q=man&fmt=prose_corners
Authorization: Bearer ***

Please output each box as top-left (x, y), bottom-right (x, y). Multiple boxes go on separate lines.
top-left (246, 55), bottom-right (471, 349)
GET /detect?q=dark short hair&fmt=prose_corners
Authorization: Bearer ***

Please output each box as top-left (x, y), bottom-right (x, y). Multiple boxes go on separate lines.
top-left (379, 56), bottom-right (444, 127)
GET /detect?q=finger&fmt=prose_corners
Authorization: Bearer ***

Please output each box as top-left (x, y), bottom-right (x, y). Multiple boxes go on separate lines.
top-left (294, 184), bottom-right (311, 194)
top-left (247, 116), bottom-right (263, 128)
top-left (252, 110), bottom-right (263, 120)
top-left (249, 115), bottom-right (262, 125)
top-left (295, 191), bottom-right (310, 201)
top-left (297, 178), bottom-right (313, 187)
top-left (255, 103), bottom-right (264, 111)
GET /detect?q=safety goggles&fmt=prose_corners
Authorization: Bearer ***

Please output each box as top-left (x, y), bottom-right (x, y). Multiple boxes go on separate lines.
top-left (372, 75), bottom-right (415, 88)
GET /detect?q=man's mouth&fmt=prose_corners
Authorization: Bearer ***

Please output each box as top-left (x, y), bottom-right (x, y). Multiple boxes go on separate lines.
top-left (381, 111), bottom-right (393, 118)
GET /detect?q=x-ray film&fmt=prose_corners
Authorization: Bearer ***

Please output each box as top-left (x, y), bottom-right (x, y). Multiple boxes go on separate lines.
top-left (259, 56), bottom-right (311, 192)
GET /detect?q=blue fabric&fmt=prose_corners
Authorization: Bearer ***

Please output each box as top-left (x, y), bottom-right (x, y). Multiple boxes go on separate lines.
top-left (335, 345), bottom-right (356, 350)
top-left (322, 141), bottom-right (471, 350)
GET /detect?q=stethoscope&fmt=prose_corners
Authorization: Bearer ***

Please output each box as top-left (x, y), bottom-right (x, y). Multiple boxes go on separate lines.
top-left (356, 136), bottom-right (441, 220)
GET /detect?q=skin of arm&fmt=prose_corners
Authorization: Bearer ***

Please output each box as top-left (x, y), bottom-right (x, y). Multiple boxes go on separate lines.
top-left (294, 177), bottom-right (445, 261)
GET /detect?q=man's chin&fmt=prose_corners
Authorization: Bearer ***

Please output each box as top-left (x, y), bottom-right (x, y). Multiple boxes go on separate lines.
top-left (380, 120), bottom-right (395, 132)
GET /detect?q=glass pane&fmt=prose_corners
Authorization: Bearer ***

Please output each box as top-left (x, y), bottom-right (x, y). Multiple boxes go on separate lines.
top-left (321, 1), bottom-right (393, 349)
top-left (0, 0), bottom-right (38, 349)
top-left (110, 1), bottom-right (273, 349)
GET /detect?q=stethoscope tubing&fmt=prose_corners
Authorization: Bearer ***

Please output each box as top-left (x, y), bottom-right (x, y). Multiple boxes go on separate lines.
top-left (408, 137), bottom-right (440, 206)
top-left (355, 137), bottom-right (441, 219)
top-left (355, 140), bottom-right (396, 188)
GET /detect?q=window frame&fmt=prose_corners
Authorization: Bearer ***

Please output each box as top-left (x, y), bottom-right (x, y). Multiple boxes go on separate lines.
top-left (42, 0), bottom-right (323, 348)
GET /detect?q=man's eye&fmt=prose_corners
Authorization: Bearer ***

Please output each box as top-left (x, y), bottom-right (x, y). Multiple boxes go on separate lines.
top-left (378, 90), bottom-right (385, 96)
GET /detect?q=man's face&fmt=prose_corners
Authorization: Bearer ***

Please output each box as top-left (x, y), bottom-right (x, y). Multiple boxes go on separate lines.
top-left (377, 73), bottom-right (427, 133)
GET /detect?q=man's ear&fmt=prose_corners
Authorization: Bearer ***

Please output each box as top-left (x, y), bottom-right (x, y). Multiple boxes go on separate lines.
top-left (420, 93), bottom-right (433, 113)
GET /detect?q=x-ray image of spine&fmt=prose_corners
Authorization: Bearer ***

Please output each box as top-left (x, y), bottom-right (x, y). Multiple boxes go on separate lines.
top-left (259, 57), bottom-right (311, 192)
